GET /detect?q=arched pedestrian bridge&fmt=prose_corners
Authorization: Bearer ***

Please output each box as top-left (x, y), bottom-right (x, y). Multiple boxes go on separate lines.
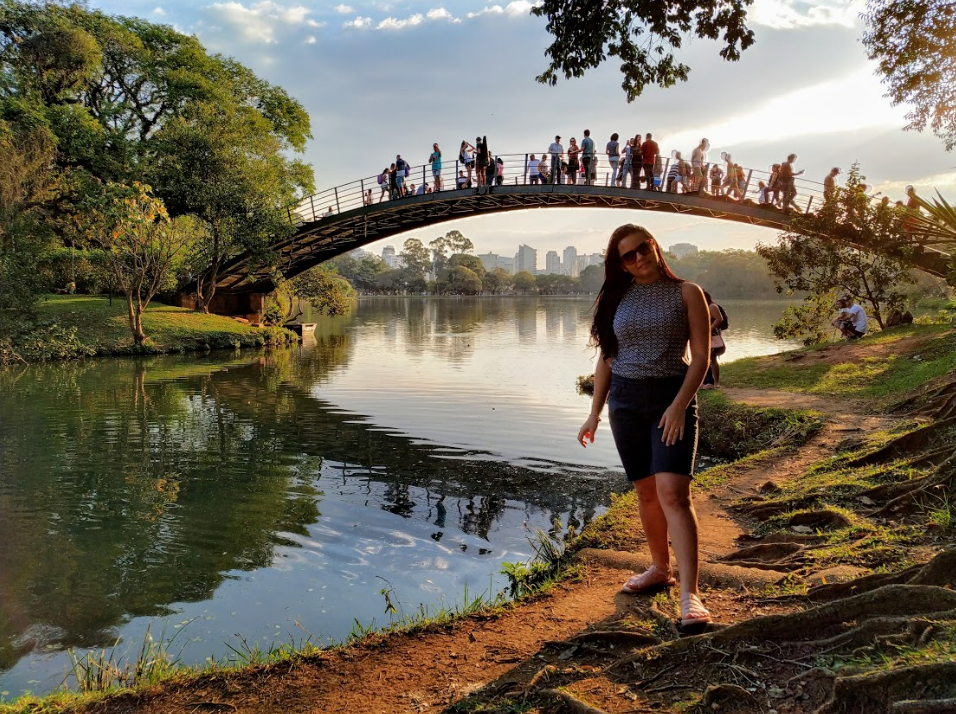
top-left (207, 153), bottom-right (952, 298)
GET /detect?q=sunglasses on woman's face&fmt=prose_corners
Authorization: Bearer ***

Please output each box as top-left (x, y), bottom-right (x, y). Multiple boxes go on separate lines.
top-left (619, 240), bottom-right (654, 264)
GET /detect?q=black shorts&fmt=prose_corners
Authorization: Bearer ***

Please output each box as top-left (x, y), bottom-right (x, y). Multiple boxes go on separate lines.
top-left (607, 373), bottom-right (698, 481)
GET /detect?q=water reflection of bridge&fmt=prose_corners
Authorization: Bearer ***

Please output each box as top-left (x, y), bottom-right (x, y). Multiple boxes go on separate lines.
top-left (0, 344), bottom-right (610, 670)
top-left (204, 153), bottom-right (952, 301)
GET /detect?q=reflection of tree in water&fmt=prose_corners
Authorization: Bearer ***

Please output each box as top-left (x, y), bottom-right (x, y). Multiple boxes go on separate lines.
top-left (0, 326), bottom-right (612, 675)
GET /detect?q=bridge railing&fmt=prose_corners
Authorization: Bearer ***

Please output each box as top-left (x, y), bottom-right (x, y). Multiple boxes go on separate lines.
top-left (288, 152), bottom-right (835, 228)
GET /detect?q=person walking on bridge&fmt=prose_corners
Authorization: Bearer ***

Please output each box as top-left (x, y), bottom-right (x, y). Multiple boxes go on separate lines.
top-left (823, 167), bottom-right (841, 204)
top-left (779, 153), bottom-right (804, 210)
top-left (429, 143), bottom-right (443, 191)
top-left (548, 135), bottom-right (564, 185)
top-left (581, 129), bottom-right (595, 185)
top-left (691, 139), bottom-right (709, 195)
top-left (578, 224), bottom-right (712, 630)
top-left (641, 133), bottom-right (659, 191)
top-left (607, 133), bottom-right (621, 186)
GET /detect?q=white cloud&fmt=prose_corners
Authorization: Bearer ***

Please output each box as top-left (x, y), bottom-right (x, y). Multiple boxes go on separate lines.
top-left (466, 2), bottom-right (532, 19)
top-left (334, 3), bottom-right (354, 13)
top-left (377, 13), bottom-right (423, 30)
top-left (466, 5), bottom-right (503, 19)
top-left (504, 0), bottom-right (534, 17)
top-left (153, 6), bottom-right (166, 15)
top-left (748, 0), bottom-right (864, 30)
top-left (306, 35), bottom-right (317, 44)
top-left (426, 7), bottom-right (458, 22)
top-left (344, 15), bottom-right (372, 29)
top-left (205, 1), bottom-right (323, 43)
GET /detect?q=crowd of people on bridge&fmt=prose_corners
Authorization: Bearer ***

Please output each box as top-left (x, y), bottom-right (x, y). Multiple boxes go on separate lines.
top-left (365, 133), bottom-right (837, 214)
top-left (341, 133), bottom-right (932, 234)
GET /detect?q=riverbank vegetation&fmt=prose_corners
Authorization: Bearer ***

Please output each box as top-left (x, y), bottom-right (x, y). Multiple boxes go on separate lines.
top-left (0, 0), bottom-right (315, 354)
top-left (2, 295), bottom-right (295, 362)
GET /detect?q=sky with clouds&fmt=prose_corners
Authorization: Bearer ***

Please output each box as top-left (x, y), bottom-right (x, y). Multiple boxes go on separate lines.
top-left (93, 0), bottom-right (956, 262)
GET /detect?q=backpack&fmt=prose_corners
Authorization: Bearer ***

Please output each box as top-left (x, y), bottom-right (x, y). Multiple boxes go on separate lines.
top-left (717, 304), bottom-right (729, 331)
top-left (377, 173), bottom-right (384, 185)
top-left (404, 164), bottom-right (410, 177)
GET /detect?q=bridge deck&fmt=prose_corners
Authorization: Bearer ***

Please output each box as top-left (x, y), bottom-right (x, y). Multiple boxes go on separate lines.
top-left (206, 152), bottom-right (952, 294)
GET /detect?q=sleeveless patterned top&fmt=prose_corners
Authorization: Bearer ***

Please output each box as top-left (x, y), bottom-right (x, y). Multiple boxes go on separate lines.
top-left (611, 280), bottom-right (689, 379)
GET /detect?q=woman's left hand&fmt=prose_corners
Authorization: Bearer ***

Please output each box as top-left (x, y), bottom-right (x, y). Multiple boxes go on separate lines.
top-left (658, 403), bottom-right (686, 446)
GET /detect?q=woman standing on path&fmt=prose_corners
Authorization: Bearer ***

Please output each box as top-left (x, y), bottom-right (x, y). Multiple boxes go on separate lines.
top-left (577, 224), bottom-right (712, 628)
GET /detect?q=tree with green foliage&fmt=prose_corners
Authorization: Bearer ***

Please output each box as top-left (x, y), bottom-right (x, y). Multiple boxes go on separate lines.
top-left (400, 238), bottom-right (431, 285)
top-left (0, 0), bottom-right (313, 312)
top-left (448, 265), bottom-right (482, 294)
top-left (447, 252), bottom-right (484, 277)
top-left (513, 270), bottom-right (537, 293)
top-left (328, 252), bottom-right (388, 292)
top-left (0, 98), bottom-right (59, 331)
top-left (76, 182), bottom-right (190, 344)
top-left (757, 165), bottom-right (916, 343)
top-left (863, 0), bottom-right (956, 151)
top-left (579, 264), bottom-right (604, 293)
top-left (532, 0), bottom-right (755, 101)
top-left (482, 267), bottom-right (512, 295)
top-left (288, 264), bottom-right (353, 318)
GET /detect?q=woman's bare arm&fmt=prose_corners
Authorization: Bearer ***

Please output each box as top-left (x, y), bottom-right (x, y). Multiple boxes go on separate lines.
top-left (658, 282), bottom-right (711, 445)
top-left (578, 354), bottom-right (611, 446)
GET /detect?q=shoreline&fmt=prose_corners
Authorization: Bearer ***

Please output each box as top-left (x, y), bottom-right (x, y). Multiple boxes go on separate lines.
top-left (3, 323), bottom-right (955, 713)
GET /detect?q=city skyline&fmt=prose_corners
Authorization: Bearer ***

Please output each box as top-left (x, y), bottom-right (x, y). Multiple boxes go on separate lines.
top-left (364, 241), bottom-right (699, 275)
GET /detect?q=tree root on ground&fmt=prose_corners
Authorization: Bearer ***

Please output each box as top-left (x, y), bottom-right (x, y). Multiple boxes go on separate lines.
top-left (893, 377), bottom-right (956, 420)
top-left (815, 661), bottom-right (956, 714)
top-left (538, 688), bottom-right (611, 714)
top-left (893, 698), bottom-right (956, 713)
top-left (558, 631), bottom-right (662, 648)
top-left (805, 549), bottom-right (956, 601)
top-left (874, 463), bottom-right (956, 517)
top-left (689, 684), bottom-right (762, 714)
top-left (844, 417), bottom-right (956, 467)
top-left (611, 584), bottom-right (956, 669)
top-left (789, 509), bottom-right (854, 529)
top-left (783, 612), bottom-right (956, 653)
top-left (720, 542), bottom-right (804, 563)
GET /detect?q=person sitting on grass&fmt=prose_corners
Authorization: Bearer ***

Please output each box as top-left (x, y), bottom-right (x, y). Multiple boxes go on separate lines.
top-left (832, 296), bottom-right (868, 340)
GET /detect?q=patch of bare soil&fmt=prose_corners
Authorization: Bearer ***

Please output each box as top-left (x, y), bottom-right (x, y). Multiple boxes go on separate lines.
top-left (70, 364), bottom-right (956, 714)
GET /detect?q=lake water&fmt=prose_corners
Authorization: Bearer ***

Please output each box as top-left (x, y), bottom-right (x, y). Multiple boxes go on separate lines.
top-left (0, 297), bottom-right (798, 697)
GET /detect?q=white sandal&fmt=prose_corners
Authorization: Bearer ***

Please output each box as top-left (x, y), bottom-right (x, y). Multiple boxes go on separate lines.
top-left (621, 564), bottom-right (676, 594)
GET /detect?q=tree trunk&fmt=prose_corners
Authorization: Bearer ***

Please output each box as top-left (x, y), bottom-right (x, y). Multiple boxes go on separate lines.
top-left (126, 295), bottom-right (146, 345)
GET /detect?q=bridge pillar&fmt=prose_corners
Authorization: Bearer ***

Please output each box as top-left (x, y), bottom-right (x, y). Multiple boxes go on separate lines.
top-left (171, 291), bottom-right (267, 322)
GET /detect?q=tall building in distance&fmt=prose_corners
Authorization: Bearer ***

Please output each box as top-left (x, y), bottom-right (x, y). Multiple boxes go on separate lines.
top-left (514, 244), bottom-right (537, 274)
top-left (668, 243), bottom-right (699, 259)
top-left (478, 252), bottom-right (514, 274)
top-left (562, 246), bottom-right (577, 276)
top-left (545, 251), bottom-right (561, 275)
top-left (381, 245), bottom-right (400, 269)
top-left (588, 252), bottom-right (604, 267)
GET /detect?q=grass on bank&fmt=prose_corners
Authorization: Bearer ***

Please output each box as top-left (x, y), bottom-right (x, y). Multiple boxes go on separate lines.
top-left (721, 325), bottom-right (956, 401)
top-left (5, 295), bottom-right (295, 362)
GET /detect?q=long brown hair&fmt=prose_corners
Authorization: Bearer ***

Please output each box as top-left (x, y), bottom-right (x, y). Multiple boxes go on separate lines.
top-left (589, 224), bottom-right (682, 360)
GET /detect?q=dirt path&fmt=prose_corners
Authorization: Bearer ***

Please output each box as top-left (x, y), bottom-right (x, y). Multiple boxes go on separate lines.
top-left (82, 390), bottom-right (893, 714)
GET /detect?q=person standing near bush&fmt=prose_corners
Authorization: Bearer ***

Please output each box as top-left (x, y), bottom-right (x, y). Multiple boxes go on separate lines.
top-left (577, 224), bottom-right (712, 629)
top-left (701, 291), bottom-right (727, 389)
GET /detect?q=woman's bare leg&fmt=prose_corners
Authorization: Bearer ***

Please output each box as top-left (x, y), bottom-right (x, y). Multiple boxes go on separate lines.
top-left (633, 476), bottom-right (671, 571)
top-left (654, 472), bottom-right (700, 597)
